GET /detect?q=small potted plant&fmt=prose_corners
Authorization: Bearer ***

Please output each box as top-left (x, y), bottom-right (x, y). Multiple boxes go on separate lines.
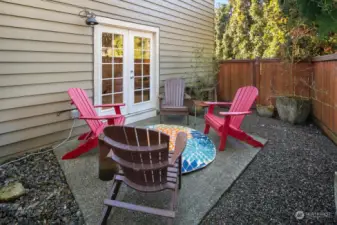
top-left (188, 47), bottom-right (219, 115)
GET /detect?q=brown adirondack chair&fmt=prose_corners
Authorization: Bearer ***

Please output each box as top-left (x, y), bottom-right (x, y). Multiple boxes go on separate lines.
top-left (98, 126), bottom-right (187, 225)
top-left (159, 78), bottom-right (190, 125)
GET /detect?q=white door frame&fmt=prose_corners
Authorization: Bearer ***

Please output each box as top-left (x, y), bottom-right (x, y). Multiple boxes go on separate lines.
top-left (93, 17), bottom-right (160, 121)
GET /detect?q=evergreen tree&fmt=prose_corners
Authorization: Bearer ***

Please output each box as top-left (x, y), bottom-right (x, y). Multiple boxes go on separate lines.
top-left (215, 4), bottom-right (231, 59)
top-left (223, 0), bottom-right (252, 59)
top-left (249, 0), bottom-right (265, 58)
top-left (281, 0), bottom-right (337, 37)
top-left (262, 0), bottom-right (287, 58)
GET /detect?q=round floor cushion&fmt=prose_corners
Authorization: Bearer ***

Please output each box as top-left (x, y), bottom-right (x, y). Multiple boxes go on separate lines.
top-left (147, 124), bottom-right (216, 174)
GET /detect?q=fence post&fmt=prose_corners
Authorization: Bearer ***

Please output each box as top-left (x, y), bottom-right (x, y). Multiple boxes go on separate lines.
top-left (253, 57), bottom-right (260, 104)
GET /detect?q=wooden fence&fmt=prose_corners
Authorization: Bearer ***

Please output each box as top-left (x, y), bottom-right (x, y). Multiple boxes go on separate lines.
top-left (217, 54), bottom-right (337, 144)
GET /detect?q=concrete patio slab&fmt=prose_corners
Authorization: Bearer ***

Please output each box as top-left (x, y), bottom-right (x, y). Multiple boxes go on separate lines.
top-left (54, 115), bottom-right (267, 225)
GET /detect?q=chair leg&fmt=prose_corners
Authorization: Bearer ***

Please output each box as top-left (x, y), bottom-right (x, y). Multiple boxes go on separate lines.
top-left (230, 129), bottom-right (264, 148)
top-left (160, 115), bottom-right (162, 124)
top-left (219, 117), bottom-right (230, 151)
top-left (178, 155), bottom-right (182, 189)
top-left (219, 135), bottom-right (227, 151)
top-left (99, 178), bottom-right (122, 225)
top-left (62, 137), bottom-right (98, 160)
top-left (204, 124), bottom-right (210, 134)
top-left (78, 132), bottom-right (92, 140)
top-left (186, 114), bottom-right (189, 125)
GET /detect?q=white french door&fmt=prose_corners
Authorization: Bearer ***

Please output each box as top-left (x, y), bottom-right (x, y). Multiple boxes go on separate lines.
top-left (95, 26), bottom-right (156, 116)
top-left (128, 31), bottom-right (154, 113)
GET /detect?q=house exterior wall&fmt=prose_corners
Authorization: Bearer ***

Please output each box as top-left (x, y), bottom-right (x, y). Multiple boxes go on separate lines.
top-left (0, 0), bottom-right (214, 159)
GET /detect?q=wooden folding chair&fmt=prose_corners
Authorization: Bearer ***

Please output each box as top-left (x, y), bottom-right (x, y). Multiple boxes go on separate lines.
top-left (62, 88), bottom-right (125, 160)
top-left (159, 78), bottom-right (191, 125)
top-left (204, 86), bottom-right (264, 151)
top-left (98, 126), bottom-right (187, 225)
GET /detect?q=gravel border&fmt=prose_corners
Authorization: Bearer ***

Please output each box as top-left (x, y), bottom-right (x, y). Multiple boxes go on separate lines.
top-left (201, 113), bottom-right (337, 225)
top-left (0, 150), bottom-right (84, 225)
top-left (1, 112), bottom-right (337, 225)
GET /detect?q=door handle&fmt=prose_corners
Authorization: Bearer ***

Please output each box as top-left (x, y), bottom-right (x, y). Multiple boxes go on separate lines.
top-left (130, 76), bottom-right (134, 79)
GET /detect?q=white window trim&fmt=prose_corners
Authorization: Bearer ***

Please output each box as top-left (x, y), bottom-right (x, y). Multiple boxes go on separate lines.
top-left (93, 17), bottom-right (160, 112)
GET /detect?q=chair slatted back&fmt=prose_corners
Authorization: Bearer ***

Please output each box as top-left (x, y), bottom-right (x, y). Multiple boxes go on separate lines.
top-left (103, 126), bottom-right (170, 188)
top-left (164, 78), bottom-right (185, 107)
top-left (229, 86), bottom-right (258, 128)
top-left (68, 88), bottom-right (102, 133)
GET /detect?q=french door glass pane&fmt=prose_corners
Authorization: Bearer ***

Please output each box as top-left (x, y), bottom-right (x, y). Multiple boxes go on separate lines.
top-left (133, 36), bottom-right (151, 103)
top-left (134, 91), bottom-right (142, 103)
top-left (114, 78), bottom-right (123, 92)
top-left (101, 32), bottom-right (124, 108)
top-left (102, 64), bottom-right (112, 78)
top-left (114, 64), bottom-right (123, 78)
top-left (102, 79), bottom-right (112, 94)
top-left (134, 64), bottom-right (142, 76)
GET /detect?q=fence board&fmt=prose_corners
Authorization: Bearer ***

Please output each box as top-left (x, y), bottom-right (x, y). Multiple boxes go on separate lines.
top-left (218, 55), bottom-right (337, 145)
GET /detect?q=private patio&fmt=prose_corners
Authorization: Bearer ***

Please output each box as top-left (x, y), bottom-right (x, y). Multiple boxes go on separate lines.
top-left (2, 109), bottom-right (337, 224)
top-left (53, 113), bottom-right (266, 225)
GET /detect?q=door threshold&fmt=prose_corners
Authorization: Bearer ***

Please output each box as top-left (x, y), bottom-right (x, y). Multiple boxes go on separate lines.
top-left (125, 108), bottom-right (157, 124)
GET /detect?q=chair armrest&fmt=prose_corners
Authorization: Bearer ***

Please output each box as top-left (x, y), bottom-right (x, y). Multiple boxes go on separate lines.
top-left (219, 111), bottom-right (252, 116)
top-left (94, 103), bottom-right (125, 108)
top-left (169, 132), bottom-right (187, 166)
top-left (80, 115), bottom-right (122, 120)
top-left (204, 101), bottom-right (232, 106)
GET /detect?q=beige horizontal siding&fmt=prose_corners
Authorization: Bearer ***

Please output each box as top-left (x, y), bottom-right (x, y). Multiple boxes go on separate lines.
top-left (0, 112), bottom-right (73, 135)
top-left (160, 50), bottom-right (213, 58)
top-left (0, 72), bottom-right (92, 86)
top-left (161, 57), bottom-right (212, 63)
top-left (0, 39), bottom-right (93, 53)
top-left (0, 26), bottom-right (92, 44)
top-left (0, 81), bottom-right (92, 99)
top-left (0, 90), bottom-right (93, 111)
top-left (0, 0), bottom-right (214, 158)
top-left (0, 63), bottom-right (92, 74)
top-left (144, 0), bottom-right (213, 22)
top-left (0, 125), bottom-right (88, 159)
top-left (0, 14), bottom-right (91, 35)
top-left (0, 101), bottom-right (71, 123)
top-left (0, 119), bottom-right (86, 146)
top-left (0, 51), bottom-right (92, 63)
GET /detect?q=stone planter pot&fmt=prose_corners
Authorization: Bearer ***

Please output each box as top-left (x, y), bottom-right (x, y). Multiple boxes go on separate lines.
top-left (275, 96), bottom-right (311, 124)
top-left (256, 105), bottom-right (274, 118)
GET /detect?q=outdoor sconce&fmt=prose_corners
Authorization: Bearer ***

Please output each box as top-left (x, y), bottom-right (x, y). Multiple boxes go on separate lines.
top-left (79, 9), bottom-right (99, 26)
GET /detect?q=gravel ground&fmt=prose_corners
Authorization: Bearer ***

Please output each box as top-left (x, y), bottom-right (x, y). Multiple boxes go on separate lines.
top-left (1, 112), bottom-right (337, 225)
top-left (201, 112), bottom-right (337, 225)
top-left (0, 150), bottom-right (84, 225)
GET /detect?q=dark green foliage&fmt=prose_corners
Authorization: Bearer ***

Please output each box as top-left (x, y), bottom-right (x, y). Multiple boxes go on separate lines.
top-left (281, 0), bottom-right (337, 37)
top-left (214, 0), bottom-right (336, 60)
top-left (249, 0), bottom-right (265, 57)
top-left (222, 0), bottom-right (252, 59)
top-left (262, 0), bottom-right (287, 58)
top-left (215, 4), bottom-right (232, 58)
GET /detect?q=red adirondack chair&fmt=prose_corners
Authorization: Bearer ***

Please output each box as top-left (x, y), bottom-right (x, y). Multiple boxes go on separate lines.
top-left (62, 88), bottom-right (126, 160)
top-left (204, 86), bottom-right (264, 151)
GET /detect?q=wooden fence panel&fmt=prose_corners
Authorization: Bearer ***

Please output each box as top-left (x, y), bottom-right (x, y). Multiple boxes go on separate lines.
top-left (217, 55), bottom-right (337, 144)
top-left (217, 60), bottom-right (254, 101)
top-left (312, 60), bottom-right (337, 139)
